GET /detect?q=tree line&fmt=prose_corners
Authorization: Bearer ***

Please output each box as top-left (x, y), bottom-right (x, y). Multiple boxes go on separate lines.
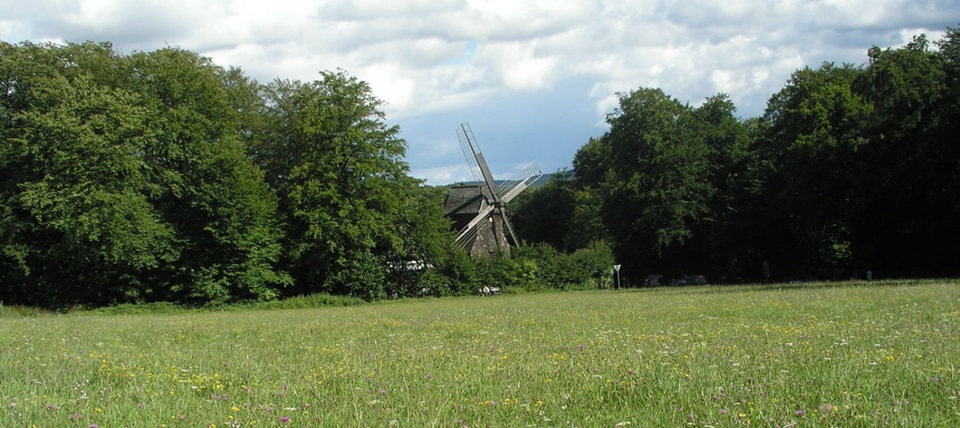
top-left (3, 27), bottom-right (957, 308)
top-left (512, 27), bottom-right (960, 284)
top-left (0, 41), bottom-right (615, 308)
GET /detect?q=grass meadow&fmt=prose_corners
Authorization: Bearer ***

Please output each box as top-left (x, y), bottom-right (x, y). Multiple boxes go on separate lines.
top-left (2, 280), bottom-right (959, 427)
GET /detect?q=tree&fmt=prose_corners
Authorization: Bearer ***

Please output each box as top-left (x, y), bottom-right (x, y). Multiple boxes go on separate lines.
top-left (578, 88), bottom-right (716, 280)
top-left (679, 94), bottom-right (753, 280)
top-left (0, 42), bottom-right (288, 307)
top-left (122, 47), bottom-right (289, 304)
top-left (256, 71), bottom-right (429, 299)
top-left (755, 62), bottom-right (870, 278)
top-left (0, 42), bottom-right (178, 306)
top-left (510, 169), bottom-right (577, 250)
top-left (384, 184), bottom-right (455, 298)
top-left (849, 34), bottom-right (959, 276)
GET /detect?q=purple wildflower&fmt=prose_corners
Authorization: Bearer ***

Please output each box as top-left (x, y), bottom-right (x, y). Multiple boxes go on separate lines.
top-left (795, 410), bottom-right (805, 417)
top-left (280, 416), bottom-right (291, 423)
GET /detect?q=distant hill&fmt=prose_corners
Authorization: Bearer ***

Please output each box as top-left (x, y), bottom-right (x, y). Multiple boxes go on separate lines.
top-left (443, 172), bottom-right (555, 189)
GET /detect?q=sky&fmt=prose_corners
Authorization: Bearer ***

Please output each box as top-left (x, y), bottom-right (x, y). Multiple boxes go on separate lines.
top-left (1, 1), bottom-right (957, 184)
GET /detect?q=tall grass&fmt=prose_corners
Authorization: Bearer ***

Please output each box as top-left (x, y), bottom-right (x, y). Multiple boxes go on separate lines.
top-left (1, 280), bottom-right (958, 427)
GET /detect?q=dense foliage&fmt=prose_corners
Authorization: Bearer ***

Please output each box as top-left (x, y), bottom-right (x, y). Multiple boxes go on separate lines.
top-left (3, 26), bottom-right (958, 307)
top-left (0, 41), bottom-right (613, 308)
top-left (513, 27), bottom-right (960, 284)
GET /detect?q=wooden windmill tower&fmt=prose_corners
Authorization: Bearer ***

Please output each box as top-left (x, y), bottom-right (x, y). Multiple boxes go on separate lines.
top-left (444, 123), bottom-right (542, 257)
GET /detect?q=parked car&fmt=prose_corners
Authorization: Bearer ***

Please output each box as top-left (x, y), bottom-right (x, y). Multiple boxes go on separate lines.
top-left (645, 274), bottom-right (664, 286)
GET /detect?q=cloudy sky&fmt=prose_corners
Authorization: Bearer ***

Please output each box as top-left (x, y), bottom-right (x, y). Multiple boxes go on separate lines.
top-left (1, 1), bottom-right (957, 184)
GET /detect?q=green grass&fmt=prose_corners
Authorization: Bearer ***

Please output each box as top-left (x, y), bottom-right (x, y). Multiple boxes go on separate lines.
top-left (2, 280), bottom-right (959, 427)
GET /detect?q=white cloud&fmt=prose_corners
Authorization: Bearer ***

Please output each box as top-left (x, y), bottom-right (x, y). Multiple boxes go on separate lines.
top-left (412, 164), bottom-right (478, 185)
top-left (484, 41), bottom-right (558, 90)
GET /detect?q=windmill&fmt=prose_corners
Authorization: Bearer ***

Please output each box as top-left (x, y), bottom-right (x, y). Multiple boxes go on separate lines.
top-left (444, 122), bottom-right (542, 257)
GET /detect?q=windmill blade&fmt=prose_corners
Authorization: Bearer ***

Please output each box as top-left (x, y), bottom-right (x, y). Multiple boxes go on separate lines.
top-left (453, 220), bottom-right (481, 250)
top-left (497, 161), bottom-right (542, 204)
top-left (456, 125), bottom-right (484, 184)
top-left (500, 207), bottom-right (520, 246)
top-left (454, 203), bottom-right (496, 246)
top-left (458, 123), bottom-right (499, 196)
top-left (475, 152), bottom-right (499, 196)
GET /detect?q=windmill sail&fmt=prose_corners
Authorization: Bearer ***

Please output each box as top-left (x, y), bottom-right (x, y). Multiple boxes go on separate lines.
top-left (497, 161), bottom-right (541, 203)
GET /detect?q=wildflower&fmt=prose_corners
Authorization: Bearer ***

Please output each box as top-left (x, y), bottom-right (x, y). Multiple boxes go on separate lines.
top-left (379, 389), bottom-right (388, 395)
top-left (280, 416), bottom-right (291, 423)
top-left (795, 410), bottom-right (805, 417)
top-left (720, 409), bottom-right (728, 415)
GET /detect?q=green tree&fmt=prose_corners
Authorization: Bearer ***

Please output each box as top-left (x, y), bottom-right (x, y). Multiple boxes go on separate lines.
top-left (850, 34), bottom-right (958, 276)
top-left (123, 48), bottom-right (289, 304)
top-left (0, 42), bottom-right (178, 306)
top-left (257, 71), bottom-right (427, 299)
top-left (510, 169), bottom-right (577, 250)
top-left (679, 94), bottom-right (753, 280)
top-left (564, 188), bottom-right (608, 251)
top-left (0, 42), bottom-right (288, 307)
top-left (580, 88), bottom-right (715, 280)
top-left (385, 184), bottom-right (455, 298)
top-left (754, 62), bottom-right (871, 278)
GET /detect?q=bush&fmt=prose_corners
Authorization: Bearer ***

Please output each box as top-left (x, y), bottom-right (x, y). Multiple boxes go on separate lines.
top-left (440, 249), bottom-right (480, 295)
top-left (89, 302), bottom-right (185, 315)
top-left (251, 293), bottom-right (366, 309)
top-left (0, 304), bottom-right (52, 317)
top-left (571, 240), bottom-right (616, 288)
